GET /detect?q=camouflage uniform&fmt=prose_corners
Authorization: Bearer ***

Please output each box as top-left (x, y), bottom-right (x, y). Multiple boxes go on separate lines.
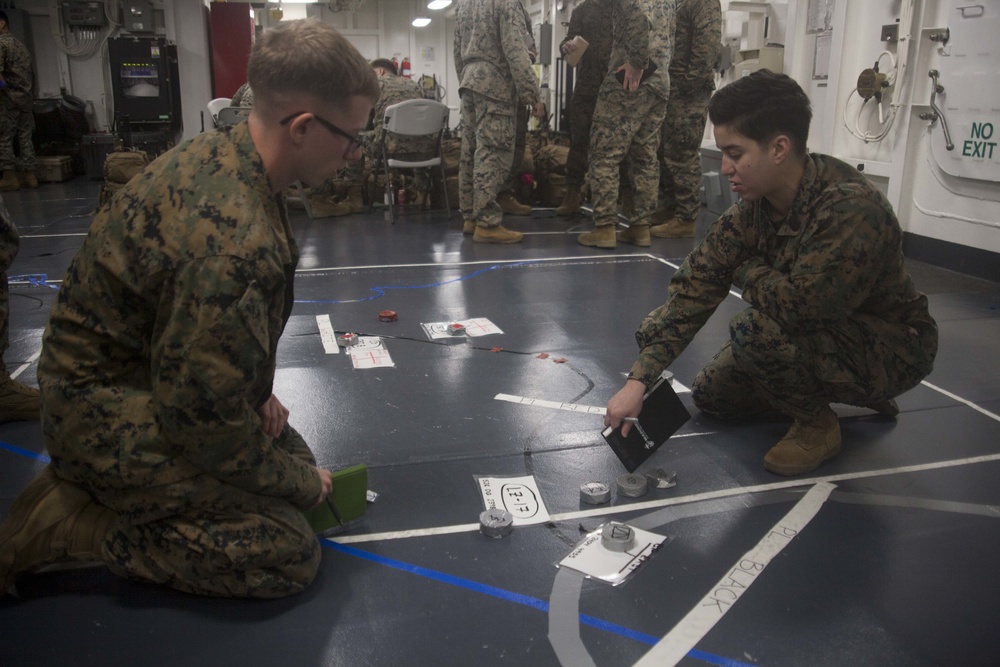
top-left (588, 0), bottom-right (675, 228)
top-left (561, 0), bottom-right (614, 188)
top-left (0, 195), bottom-right (18, 368)
top-left (658, 0), bottom-right (720, 223)
top-left (38, 122), bottom-right (323, 598)
top-left (503, 2), bottom-right (536, 194)
top-left (454, 0), bottom-right (540, 227)
top-left (230, 83), bottom-right (255, 108)
top-left (627, 155), bottom-right (938, 422)
top-left (344, 71), bottom-right (433, 194)
top-left (0, 30), bottom-right (35, 173)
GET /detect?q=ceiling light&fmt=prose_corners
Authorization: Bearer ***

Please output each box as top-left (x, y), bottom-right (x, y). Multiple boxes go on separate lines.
top-left (427, 0), bottom-right (452, 9)
top-left (412, 17), bottom-right (431, 27)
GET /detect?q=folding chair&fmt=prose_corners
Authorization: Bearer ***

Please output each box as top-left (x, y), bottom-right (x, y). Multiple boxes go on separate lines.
top-left (207, 98), bottom-right (232, 127)
top-left (378, 99), bottom-right (451, 223)
top-left (217, 106), bottom-right (251, 126)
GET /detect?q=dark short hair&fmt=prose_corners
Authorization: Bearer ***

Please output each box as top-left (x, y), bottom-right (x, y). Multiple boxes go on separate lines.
top-left (0, 10), bottom-right (8, 23)
top-left (708, 70), bottom-right (812, 156)
top-left (370, 58), bottom-right (397, 75)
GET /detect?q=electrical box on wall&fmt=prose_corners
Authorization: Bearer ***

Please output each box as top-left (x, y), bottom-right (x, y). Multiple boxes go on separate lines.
top-left (62, 1), bottom-right (106, 27)
top-left (125, 1), bottom-right (155, 33)
top-left (534, 22), bottom-right (552, 66)
top-left (108, 37), bottom-right (182, 131)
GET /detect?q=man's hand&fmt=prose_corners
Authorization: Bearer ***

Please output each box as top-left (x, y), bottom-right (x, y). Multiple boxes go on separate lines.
top-left (616, 63), bottom-right (643, 91)
top-left (258, 393), bottom-right (289, 439)
top-left (313, 468), bottom-right (333, 508)
top-left (604, 378), bottom-right (647, 437)
top-left (560, 40), bottom-right (576, 56)
top-left (531, 101), bottom-right (546, 119)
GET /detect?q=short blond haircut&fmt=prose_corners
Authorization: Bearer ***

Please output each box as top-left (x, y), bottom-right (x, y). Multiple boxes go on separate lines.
top-left (248, 19), bottom-right (379, 119)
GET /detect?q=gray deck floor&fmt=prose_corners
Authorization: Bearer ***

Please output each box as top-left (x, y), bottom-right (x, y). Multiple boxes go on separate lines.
top-left (2, 177), bottom-right (999, 667)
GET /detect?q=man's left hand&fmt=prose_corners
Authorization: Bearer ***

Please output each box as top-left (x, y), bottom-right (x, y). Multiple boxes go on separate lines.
top-left (258, 393), bottom-right (290, 439)
top-left (616, 63), bottom-right (643, 91)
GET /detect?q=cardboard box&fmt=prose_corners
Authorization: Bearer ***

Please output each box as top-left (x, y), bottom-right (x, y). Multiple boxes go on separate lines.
top-left (36, 155), bottom-right (74, 183)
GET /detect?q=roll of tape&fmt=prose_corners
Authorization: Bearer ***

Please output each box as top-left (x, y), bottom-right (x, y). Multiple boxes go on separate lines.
top-left (479, 509), bottom-right (514, 538)
top-left (580, 481), bottom-right (611, 505)
top-left (616, 473), bottom-right (649, 498)
top-left (601, 522), bottom-right (636, 552)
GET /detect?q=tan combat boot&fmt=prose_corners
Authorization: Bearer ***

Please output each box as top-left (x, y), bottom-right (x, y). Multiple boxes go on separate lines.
top-left (1, 466), bottom-right (115, 592)
top-left (763, 407), bottom-right (841, 476)
top-left (0, 373), bottom-right (41, 423)
top-left (554, 186), bottom-right (581, 216)
top-left (866, 398), bottom-right (899, 417)
top-left (462, 219), bottom-right (476, 235)
top-left (0, 170), bottom-right (19, 191)
top-left (18, 171), bottom-right (39, 189)
top-left (346, 184), bottom-right (365, 214)
top-left (617, 223), bottom-right (651, 247)
top-left (310, 194), bottom-right (351, 218)
top-left (650, 217), bottom-right (696, 238)
top-left (577, 225), bottom-right (616, 249)
top-left (497, 192), bottom-right (532, 216)
top-left (473, 224), bottom-right (523, 244)
top-left (649, 207), bottom-right (669, 225)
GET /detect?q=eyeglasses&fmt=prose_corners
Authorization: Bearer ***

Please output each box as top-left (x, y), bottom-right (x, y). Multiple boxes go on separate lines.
top-left (279, 111), bottom-right (363, 156)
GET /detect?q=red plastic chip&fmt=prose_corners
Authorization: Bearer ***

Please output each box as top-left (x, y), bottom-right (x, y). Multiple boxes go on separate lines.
top-left (378, 310), bottom-right (398, 322)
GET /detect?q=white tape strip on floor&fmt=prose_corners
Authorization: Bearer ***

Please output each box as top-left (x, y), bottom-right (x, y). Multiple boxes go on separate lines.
top-left (494, 393), bottom-right (607, 416)
top-left (632, 482), bottom-right (836, 667)
top-left (334, 452), bottom-right (1000, 545)
top-left (10, 349), bottom-right (40, 381)
top-left (921, 380), bottom-right (1000, 423)
top-left (316, 314), bottom-right (340, 355)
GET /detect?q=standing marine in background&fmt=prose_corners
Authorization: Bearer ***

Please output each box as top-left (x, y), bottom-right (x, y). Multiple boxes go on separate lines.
top-left (651, 0), bottom-right (720, 239)
top-left (0, 11), bottom-right (37, 192)
top-left (454, 0), bottom-right (544, 244)
top-left (496, 1), bottom-right (538, 217)
top-left (0, 194), bottom-right (40, 422)
top-left (555, 0), bottom-right (614, 216)
top-left (578, 0), bottom-right (677, 250)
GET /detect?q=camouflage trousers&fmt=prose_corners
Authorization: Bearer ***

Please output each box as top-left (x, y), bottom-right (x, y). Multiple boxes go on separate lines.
top-left (588, 81), bottom-right (667, 227)
top-left (459, 89), bottom-right (516, 226)
top-left (691, 308), bottom-right (936, 422)
top-left (0, 100), bottom-right (35, 172)
top-left (80, 426), bottom-right (321, 598)
top-left (0, 200), bottom-right (18, 367)
top-left (659, 89), bottom-right (712, 223)
top-left (503, 103), bottom-right (529, 193)
top-left (565, 91), bottom-right (599, 186)
top-left (364, 130), bottom-right (436, 193)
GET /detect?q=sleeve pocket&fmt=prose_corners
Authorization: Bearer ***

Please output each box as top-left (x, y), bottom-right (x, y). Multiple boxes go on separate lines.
top-left (186, 283), bottom-right (270, 399)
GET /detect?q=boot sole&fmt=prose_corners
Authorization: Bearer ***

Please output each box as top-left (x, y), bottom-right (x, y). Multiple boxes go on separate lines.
top-left (473, 235), bottom-right (523, 244)
top-left (764, 441), bottom-right (841, 476)
top-left (577, 237), bottom-right (616, 249)
top-left (0, 410), bottom-right (41, 423)
top-left (0, 468), bottom-right (62, 590)
top-left (617, 235), bottom-right (650, 248)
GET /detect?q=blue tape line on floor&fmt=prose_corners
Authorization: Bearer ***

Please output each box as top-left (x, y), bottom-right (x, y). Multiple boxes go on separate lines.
top-left (323, 540), bottom-right (757, 667)
top-left (0, 441), bottom-right (50, 462)
top-left (295, 261), bottom-right (537, 304)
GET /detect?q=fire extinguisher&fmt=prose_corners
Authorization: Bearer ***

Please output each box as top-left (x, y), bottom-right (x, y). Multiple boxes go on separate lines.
top-left (392, 56), bottom-right (399, 74)
top-left (401, 57), bottom-right (411, 78)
